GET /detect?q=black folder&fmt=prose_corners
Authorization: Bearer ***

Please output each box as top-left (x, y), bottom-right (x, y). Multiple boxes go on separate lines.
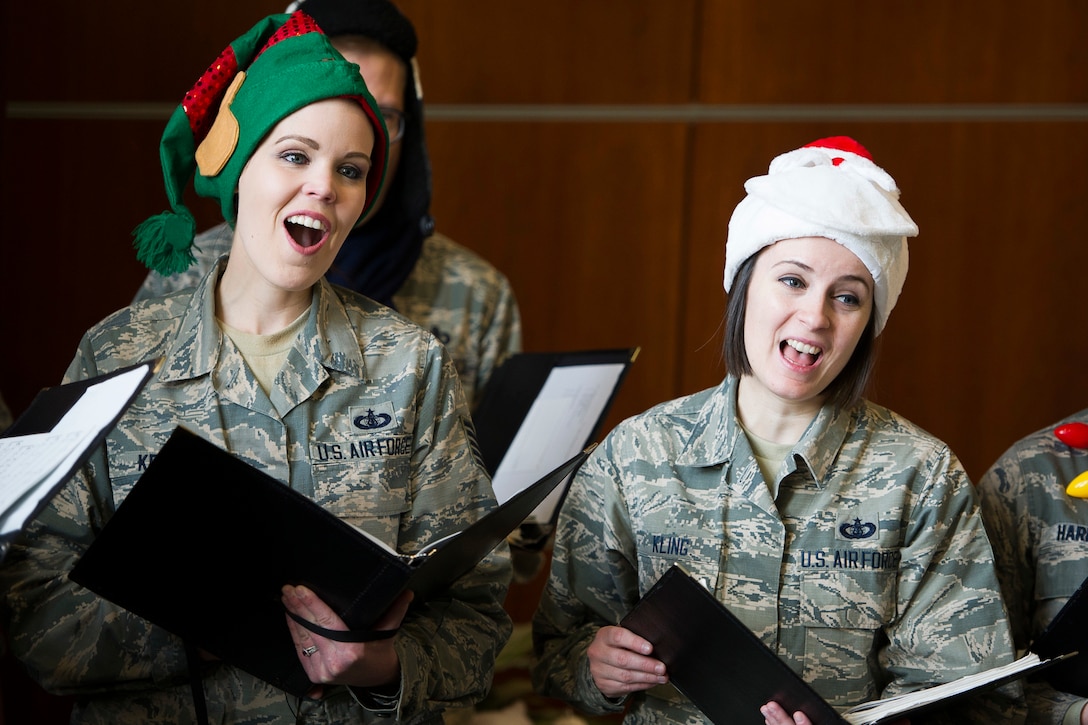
top-left (70, 426), bottom-right (591, 698)
top-left (473, 347), bottom-right (637, 527)
top-left (621, 565), bottom-right (1084, 725)
top-left (621, 566), bottom-right (843, 725)
top-left (1029, 572), bottom-right (1088, 697)
top-left (0, 358), bottom-right (158, 559)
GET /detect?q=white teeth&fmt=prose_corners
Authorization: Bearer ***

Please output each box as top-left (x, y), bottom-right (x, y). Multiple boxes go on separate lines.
top-left (286, 215), bottom-right (327, 231)
top-left (786, 339), bottom-right (822, 356)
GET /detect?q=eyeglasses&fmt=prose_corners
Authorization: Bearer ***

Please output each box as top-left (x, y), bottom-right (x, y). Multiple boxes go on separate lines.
top-left (379, 106), bottom-right (406, 143)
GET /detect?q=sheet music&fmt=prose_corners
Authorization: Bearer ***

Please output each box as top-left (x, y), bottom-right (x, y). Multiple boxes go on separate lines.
top-left (0, 429), bottom-right (96, 521)
top-left (490, 362), bottom-right (625, 522)
top-left (0, 366), bottom-right (150, 537)
top-left (841, 652), bottom-right (1053, 725)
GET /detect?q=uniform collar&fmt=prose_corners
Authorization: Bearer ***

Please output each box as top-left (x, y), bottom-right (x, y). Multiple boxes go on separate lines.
top-left (675, 375), bottom-right (855, 488)
top-left (157, 257), bottom-right (367, 386)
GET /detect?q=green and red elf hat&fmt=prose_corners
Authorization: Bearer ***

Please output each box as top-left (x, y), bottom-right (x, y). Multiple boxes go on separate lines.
top-left (133, 11), bottom-right (389, 275)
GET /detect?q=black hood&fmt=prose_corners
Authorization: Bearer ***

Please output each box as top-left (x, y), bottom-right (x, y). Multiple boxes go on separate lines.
top-left (298, 0), bottom-right (435, 306)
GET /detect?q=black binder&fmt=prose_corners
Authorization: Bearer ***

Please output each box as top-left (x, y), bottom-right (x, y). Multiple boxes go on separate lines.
top-left (70, 426), bottom-right (591, 698)
top-left (1029, 572), bottom-right (1088, 697)
top-left (0, 358), bottom-right (158, 559)
top-left (621, 565), bottom-right (1083, 725)
top-left (621, 566), bottom-right (843, 725)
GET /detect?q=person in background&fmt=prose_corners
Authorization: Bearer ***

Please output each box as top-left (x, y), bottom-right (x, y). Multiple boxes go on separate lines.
top-left (0, 11), bottom-right (510, 724)
top-left (290, 0), bottom-right (542, 580)
top-left (530, 136), bottom-right (1025, 725)
top-left (977, 411), bottom-right (1088, 725)
top-left (134, 0), bottom-right (522, 411)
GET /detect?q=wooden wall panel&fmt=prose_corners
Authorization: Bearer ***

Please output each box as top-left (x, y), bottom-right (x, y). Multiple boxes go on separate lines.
top-left (876, 122), bottom-right (1088, 479)
top-left (699, 0), bottom-right (1088, 103)
top-left (397, 0), bottom-right (699, 104)
top-left (4, 1), bottom-right (285, 103)
top-left (0, 119), bottom-right (173, 414)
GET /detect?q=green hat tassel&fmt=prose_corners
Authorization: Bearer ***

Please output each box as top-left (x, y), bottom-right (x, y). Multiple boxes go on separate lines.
top-left (132, 104), bottom-right (201, 276)
top-left (132, 209), bottom-right (197, 276)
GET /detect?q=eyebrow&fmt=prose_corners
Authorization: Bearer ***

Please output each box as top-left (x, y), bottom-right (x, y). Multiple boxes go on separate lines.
top-left (772, 259), bottom-right (872, 288)
top-left (274, 134), bottom-right (372, 162)
top-left (275, 134), bottom-right (320, 149)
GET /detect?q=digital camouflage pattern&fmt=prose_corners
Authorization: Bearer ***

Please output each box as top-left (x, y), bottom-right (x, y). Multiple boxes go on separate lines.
top-left (978, 410), bottom-right (1088, 725)
top-left (1, 261), bottom-right (513, 725)
top-left (532, 375), bottom-right (1025, 725)
top-left (133, 223), bottom-right (522, 409)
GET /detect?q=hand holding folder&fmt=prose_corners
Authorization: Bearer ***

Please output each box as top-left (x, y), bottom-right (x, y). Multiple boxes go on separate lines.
top-left (621, 565), bottom-right (1087, 725)
top-left (70, 426), bottom-right (593, 698)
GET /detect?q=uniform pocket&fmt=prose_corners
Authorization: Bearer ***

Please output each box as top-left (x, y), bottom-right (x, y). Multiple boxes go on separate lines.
top-left (800, 568), bottom-right (895, 629)
top-left (798, 569), bottom-right (895, 705)
top-left (311, 458), bottom-right (410, 542)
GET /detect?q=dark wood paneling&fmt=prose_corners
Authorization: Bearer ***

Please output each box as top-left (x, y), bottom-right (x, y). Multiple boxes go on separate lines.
top-left (4, 1), bottom-right (286, 102)
top-left (425, 120), bottom-right (691, 434)
top-left (397, 0), bottom-right (699, 104)
top-left (877, 123), bottom-right (1088, 479)
top-left (0, 119), bottom-right (169, 418)
top-left (698, 0), bottom-right (1088, 104)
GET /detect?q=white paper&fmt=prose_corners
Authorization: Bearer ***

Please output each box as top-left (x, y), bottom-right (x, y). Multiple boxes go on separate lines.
top-left (490, 362), bottom-right (624, 522)
top-left (0, 366), bottom-right (150, 538)
top-left (841, 652), bottom-right (1051, 725)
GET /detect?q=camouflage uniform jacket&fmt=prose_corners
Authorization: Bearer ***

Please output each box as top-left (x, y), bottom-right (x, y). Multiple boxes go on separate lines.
top-left (978, 410), bottom-right (1088, 725)
top-left (531, 375), bottom-right (1025, 725)
top-left (1, 261), bottom-right (513, 725)
top-left (133, 223), bottom-right (522, 408)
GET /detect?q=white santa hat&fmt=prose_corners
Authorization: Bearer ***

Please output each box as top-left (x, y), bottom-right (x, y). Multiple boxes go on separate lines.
top-left (724, 136), bottom-right (919, 335)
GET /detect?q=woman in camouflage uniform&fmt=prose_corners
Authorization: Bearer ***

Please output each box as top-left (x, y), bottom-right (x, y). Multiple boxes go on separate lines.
top-left (0, 11), bottom-right (510, 725)
top-left (133, 0), bottom-right (522, 412)
top-left (531, 137), bottom-right (1024, 725)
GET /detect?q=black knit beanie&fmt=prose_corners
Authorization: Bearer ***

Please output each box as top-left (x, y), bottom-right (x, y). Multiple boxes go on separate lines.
top-left (292, 0), bottom-right (417, 62)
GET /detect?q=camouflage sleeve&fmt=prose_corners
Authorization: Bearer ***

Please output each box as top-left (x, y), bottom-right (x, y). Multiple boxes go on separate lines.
top-left (1023, 682), bottom-right (1087, 725)
top-left (0, 337), bottom-right (189, 695)
top-left (391, 342), bottom-right (513, 716)
top-left (977, 448), bottom-right (1037, 655)
top-left (978, 444), bottom-right (1088, 725)
top-left (530, 437), bottom-right (636, 715)
top-left (131, 223), bottom-right (232, 303)
top-left (397, 234), bottom-right (523, 411)
top-left (884, 450), bottom-right (1026, 725)
top-left (471, 269), bottom-right (522, 410)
